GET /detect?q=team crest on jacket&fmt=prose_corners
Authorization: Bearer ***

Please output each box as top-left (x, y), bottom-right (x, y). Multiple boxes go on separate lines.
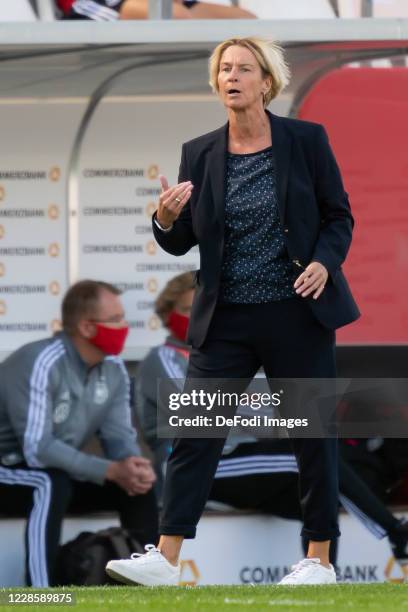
top-left (94, 377), bottom-right (109, 404)
top-left (53, 391), bottom-right (71, 424)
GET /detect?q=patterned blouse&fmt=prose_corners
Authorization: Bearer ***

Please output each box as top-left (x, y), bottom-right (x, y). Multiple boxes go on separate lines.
top-left (219, 146), bottom-right (296, 303)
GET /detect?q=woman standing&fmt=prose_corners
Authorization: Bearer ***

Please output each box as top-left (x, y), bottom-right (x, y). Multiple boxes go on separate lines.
top-left (106, 36), bottom-right (360, 586)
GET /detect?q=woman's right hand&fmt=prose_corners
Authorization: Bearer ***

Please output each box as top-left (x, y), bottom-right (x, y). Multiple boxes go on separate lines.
top-left (156, 175), bottom-right (194, 229)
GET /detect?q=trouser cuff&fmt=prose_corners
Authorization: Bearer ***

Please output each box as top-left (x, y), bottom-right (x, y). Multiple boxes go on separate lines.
top-left (301, 527), bottom-right (341, 541)
top-left (160, 524), bottom-right (196, 539)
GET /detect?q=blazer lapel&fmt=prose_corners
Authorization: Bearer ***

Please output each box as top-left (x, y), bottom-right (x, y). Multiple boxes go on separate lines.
top-left (269, 111), bottom-right (292, 225)
top-left (208, 122), bottom-right (228, 232)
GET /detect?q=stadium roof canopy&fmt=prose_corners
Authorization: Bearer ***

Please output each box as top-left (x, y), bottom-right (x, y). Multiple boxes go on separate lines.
top-left (0, 19), bottom-right (408, 112)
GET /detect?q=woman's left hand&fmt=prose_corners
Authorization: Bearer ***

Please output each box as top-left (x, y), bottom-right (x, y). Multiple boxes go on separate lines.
top-left (294, 261), bottom-right (328, 300)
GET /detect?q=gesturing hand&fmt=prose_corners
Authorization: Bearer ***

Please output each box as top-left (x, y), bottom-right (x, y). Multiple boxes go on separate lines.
top-left (294, 261), bottom-right (328, 300)
top-left (156, 175), bottom-right (194, 229)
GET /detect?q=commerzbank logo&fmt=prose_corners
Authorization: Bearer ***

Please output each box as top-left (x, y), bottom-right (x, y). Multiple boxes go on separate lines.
top-left (48, 243), bottom-right (60, 258)
top-left (179, 560), bottom-right (200, 586)
top-left (50, 319), bottom-right (62, 333)
top-left (48, 204), bottom-right (59, 220)
top-left (145, 202), bottom-right (157, 217)
top-left (384, 556), bottom-right (408, 583)
top-left (148, 315), bottom-right (160, 331)
top-left (49, 166), bottom-right (61, 182)
top-left (240, 564), bottom-right (396, 584)
top-left (147, 165), bottom-right (159, 180)
top-left (146, 278), bottom-right (158, 293)
top-left (175, 557), bottom-right (408, 586)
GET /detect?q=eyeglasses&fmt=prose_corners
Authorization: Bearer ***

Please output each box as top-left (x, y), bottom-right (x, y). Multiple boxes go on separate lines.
top-left (89, 315), bottom-right (126, 325)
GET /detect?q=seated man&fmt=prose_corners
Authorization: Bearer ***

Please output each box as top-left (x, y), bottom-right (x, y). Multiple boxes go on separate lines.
top-left (0, 280), bottom-right (158, 587)
top-left (58, 0), bottom-right (255, 20)
top-left (134, 272), bottom-right (408, 573)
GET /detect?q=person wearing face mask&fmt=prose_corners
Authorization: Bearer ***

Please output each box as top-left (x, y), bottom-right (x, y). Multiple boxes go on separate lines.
top-left (0, 279), bottom-right (158, 587)
top-left (134, 272), bottom-right (194, 501)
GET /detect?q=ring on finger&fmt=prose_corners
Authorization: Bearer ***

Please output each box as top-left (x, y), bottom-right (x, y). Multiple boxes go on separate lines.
top-left (175, 197), bottom-right (181, 203)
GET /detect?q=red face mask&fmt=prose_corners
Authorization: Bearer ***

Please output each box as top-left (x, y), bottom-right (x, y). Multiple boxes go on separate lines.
top-left (88, 323), bottom-right (129, 356)
top-left (168, 311), bottom-right (189, 342)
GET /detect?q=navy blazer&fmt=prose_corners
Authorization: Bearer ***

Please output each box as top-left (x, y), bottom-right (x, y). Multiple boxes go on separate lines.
top-left (153, 111), bottom-right (360, 348)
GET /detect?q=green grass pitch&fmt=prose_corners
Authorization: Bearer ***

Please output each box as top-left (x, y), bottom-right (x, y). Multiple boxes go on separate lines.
top-left (1, 585), bottom-right (408, 612)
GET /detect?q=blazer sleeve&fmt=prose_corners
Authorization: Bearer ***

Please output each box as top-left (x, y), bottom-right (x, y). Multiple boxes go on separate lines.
top-left (311, 125), bottom-right (354, 279)
top-left (152, 143), bottom-right (198, 256)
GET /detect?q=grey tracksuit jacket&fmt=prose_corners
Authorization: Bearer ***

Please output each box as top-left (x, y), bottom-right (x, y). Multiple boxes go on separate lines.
top-left (0, 332), bottom-right (140, 484)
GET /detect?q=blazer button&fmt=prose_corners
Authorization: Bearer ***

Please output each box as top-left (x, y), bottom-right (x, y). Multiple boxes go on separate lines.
top-left (284, 228), bottom-right (289, 233)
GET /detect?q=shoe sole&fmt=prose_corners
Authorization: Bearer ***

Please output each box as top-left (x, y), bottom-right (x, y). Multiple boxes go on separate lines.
top-left (278, 580), bottom-right (337, 585)
top-left (105, 564), bottom-right (179, 587)
top-left (105, 565), bottom-right (142, 586)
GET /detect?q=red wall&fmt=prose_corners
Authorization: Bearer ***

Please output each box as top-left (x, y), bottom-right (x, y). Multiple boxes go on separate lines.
top-left (299, 67), bottom-right (408, 344)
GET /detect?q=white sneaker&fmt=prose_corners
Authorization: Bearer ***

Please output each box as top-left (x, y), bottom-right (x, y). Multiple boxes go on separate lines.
top-left (278, 558), bottom-right (337, 585)
top-left (105, 544), bottom-right (180, 586)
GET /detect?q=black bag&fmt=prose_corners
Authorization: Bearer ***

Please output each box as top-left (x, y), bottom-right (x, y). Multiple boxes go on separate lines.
top-left (54, 527), bottom-right (144, 586)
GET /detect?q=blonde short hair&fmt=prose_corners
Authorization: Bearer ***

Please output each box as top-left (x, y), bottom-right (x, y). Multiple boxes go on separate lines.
top-left (209, 37), bottom-right (290, 107)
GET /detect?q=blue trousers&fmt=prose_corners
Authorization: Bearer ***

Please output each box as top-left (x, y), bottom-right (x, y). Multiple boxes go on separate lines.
top-left (160, 297), bottom-right (340, 541)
